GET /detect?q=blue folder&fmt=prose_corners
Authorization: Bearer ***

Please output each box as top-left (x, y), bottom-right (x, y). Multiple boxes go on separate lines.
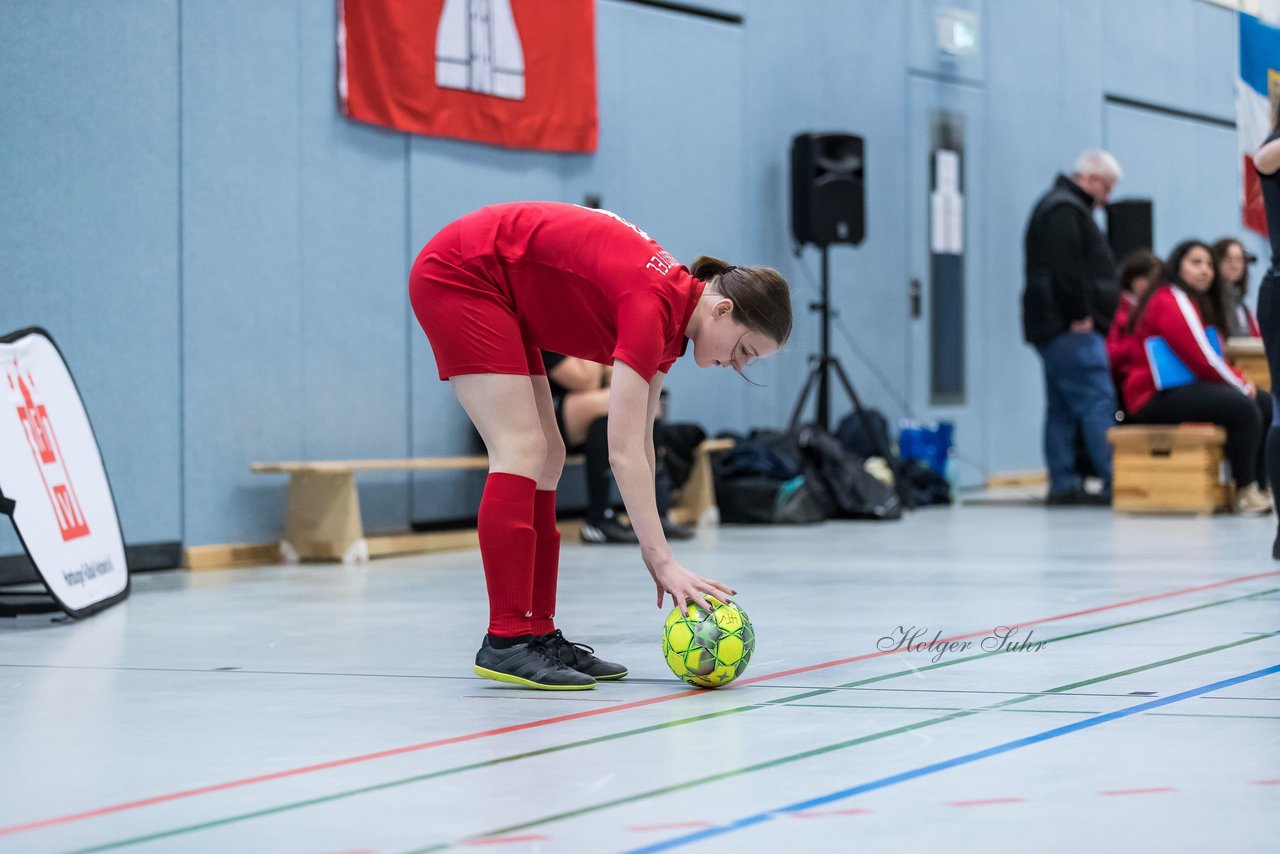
top-left (1144, 328), bottom-right (1223, 391)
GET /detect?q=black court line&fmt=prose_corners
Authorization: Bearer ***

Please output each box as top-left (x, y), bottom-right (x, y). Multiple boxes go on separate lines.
top-left (0, 661), bottom-right (1229, 701)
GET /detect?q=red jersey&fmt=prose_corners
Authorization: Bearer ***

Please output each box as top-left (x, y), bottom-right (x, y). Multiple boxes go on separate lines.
top-left (1122, 285), bottom-right (1249, 413)
top-left (414, 202), bottom-right (704, 382)
top-left (1105, 292), bottom-right (1141, 391)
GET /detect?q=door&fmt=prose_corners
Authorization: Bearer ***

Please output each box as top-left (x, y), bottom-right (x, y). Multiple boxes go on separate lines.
top-left (906, 76), bottom-right (987, 486)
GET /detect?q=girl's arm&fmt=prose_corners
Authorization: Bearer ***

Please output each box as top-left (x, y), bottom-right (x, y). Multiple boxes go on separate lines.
top-left (644, 371), bottom-right (664, 486)
top-left (1255, 134), bottom-right (1280, 176)
top-left (609, 361), bottom-right (732, 612)
top-left (608, 362), bottom-right (671, 570)
top-left (1149, 289), bottom-right (1250, 392)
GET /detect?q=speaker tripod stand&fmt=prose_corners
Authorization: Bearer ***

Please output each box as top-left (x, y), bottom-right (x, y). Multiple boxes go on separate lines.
top-left (786, 245), bottom-right (883, 454)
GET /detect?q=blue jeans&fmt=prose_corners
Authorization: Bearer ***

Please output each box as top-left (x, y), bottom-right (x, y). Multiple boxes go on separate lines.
top-left (1036, 331), bottom-right (1116, 495)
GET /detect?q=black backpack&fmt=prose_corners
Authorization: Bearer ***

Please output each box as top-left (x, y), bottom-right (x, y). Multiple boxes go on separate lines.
top-left (795, 425), bottom-right (902, 520)
top-left (835, 409), bottom-right (923, 510)
top-left (835, 409), bottom-right (893, 460)
top-left (713, 432), bottom-right (824, 525)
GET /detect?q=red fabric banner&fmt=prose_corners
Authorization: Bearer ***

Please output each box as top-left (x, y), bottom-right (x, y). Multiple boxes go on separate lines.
top-left (339, 0), bottom-right (597, 153)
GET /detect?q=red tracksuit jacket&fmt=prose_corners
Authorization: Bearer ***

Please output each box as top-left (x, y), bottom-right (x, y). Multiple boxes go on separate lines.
top-left (1122, 285), bottom-right (1249, 414)
top-left (1106, 292), bottom-right (1141, 393)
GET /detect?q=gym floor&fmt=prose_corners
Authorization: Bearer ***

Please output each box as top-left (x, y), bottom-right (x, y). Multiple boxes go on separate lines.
top-left (2, 502), bottom-right (1278, 853)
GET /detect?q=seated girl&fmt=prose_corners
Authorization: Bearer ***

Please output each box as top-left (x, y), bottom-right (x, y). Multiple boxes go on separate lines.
top-left (543, 352), bottom-right (693, 544)
top-left (1107, 249), bottom-right (1160, 409)
top-left (1123, 240), bottom-right (1271, 514)
top-left (1211, 237), bottom-right (1261, 339)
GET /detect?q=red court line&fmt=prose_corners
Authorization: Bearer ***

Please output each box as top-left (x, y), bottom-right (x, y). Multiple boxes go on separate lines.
top-left (1, 569), bottom-right (1274, 840)
top-left (947, 798), bottom-right (1026, 807)
top-left (731, 569), bottom-right (1280, 686)
top-left (1099, 787), bottom-right (1179, 796)
top-left (1251, 779), bottom-right (1280, 785)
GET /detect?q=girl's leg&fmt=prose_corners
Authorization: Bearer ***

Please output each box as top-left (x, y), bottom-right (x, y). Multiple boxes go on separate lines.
top-left (1257, 272), bottom-right (1280, 553)
top-left (451, 373), bottom-right (593, 689)
top-left (1132, 384), bottom-right (1261, 489)
top-left (528, 378), bottom-right (630, 679)
top-left (1255, 391), bottom-right (1274, 490)
top-left (450, 374), bottom-right (546, 639)
top-left (564, 388), bottom-right (633, 538)
top-left (561, 387), bottom-right (611, 447)
top-left (529, 376), bottom-right (566, 635)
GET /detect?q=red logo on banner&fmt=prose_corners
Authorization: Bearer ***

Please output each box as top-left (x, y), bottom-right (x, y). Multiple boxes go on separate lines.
top-left (7, 363), bottom-right (90, 540)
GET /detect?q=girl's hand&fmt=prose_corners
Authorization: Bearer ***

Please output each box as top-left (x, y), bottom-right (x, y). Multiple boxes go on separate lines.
top-left (647, 558), bottom-right (735, 614)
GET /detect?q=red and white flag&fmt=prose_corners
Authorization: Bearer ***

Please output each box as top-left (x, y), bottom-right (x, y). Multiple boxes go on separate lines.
top-left (339, 0), bottom-right (598, 153)
top-left (1236, 13), bottom-right (1280, 236)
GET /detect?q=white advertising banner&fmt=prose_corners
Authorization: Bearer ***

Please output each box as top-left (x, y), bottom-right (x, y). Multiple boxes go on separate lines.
top-left (0, 328), bottom-right (128, 616)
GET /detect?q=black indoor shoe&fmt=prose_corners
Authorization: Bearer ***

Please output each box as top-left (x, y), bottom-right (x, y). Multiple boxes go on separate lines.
top-left (474, 635), bottom-right (596, 690)
top-left (662, 518), bottom-right (696, 540)
top-left (539, 629), bottom-right (629, 680)
top-left (1046, 487), bottom-right (1109, 507)
top-left (580, 516), bottom-right (639, 544)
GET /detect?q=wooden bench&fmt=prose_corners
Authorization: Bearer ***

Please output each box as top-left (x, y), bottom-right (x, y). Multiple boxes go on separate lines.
top-left (1227, 336), bottom-right (1270, 393)
top-left (251, 438), bottom-right (735, 564)
top-left (1108, 425), bottom-right (1229, 515)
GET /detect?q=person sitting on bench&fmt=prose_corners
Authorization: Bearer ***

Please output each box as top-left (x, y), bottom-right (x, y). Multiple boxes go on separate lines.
top-left (544, 352), bottom-right (694, 544)
top-left (1123, 239), bottom-right (1271, 515)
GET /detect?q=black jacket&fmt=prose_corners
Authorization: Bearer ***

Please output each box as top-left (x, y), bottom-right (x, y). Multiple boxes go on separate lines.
top-left (1021, 174), bottom-right (1118, 345)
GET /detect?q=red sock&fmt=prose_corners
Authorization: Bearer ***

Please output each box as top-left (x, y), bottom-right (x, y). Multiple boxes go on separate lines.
top-left (531, 490), bottom-right (560, 635)
top-left (477, 472), bottom-right (537, 638)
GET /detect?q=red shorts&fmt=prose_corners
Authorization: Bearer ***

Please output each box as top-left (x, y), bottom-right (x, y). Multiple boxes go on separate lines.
top-left (409, 221), bottom-right (545, 381)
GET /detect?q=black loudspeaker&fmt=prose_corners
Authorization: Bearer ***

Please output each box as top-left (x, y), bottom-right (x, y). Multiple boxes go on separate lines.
top-left (791, 132), bottom-right (865, 246)
top-left (1106, 199), bottom-right (1153, 262)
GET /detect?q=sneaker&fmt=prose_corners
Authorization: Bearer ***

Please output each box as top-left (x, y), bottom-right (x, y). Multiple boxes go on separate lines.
top-left (474, 635), bottom-right (596, 690)
top-left (662, 518), bottom-right (696, 540)
top-left (1235, 483), bottom-right (1273, 517)
top-left (539, 629), bottom-right (628, 680)
top-left (1045, 487), bottom-right (1109, 507)
top-left (580, 516), bottom-right (639, 544)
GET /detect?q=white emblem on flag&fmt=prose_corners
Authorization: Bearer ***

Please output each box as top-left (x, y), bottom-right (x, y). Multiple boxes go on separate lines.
top-left (436, 0), bottom-right (526, 101)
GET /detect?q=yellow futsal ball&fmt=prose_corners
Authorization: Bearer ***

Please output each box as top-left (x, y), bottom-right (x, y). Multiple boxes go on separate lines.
top-left (662, 597), bottom-right (755, 688)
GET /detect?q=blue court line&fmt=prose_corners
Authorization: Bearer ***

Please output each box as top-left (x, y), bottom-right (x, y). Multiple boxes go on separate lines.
top-left (623, 662), bottom-right (1280, 853)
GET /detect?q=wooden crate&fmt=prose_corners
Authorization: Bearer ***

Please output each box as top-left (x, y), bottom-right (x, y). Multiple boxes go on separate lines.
top-left (1108, 425), bottom-right (1229, 514)
top-left (1227, 336), bottom-right (1270, 393)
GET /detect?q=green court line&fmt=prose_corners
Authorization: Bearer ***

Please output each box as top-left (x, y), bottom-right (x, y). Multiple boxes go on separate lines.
top-left (65, 588), bottom-right (1276, 853)
top-left (782, 702), bottom-right (1101, 714)
top-left (774, 586), bottom-right (1276, 702)
top-left (61, 706), bottom-right (760, 854)
top-left (404, 631), bottom-right (1278, 853)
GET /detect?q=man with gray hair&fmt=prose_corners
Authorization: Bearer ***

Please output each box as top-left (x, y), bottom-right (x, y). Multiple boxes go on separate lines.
top-left (1021, 149), bottom-right (1122, 505)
